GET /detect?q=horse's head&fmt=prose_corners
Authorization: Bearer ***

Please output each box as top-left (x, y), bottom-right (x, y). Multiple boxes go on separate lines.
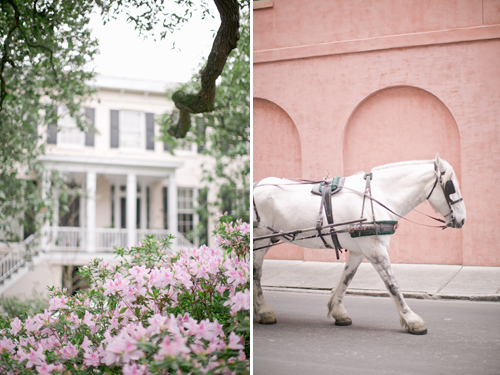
top-left (427, 154), bottom-right (466, 229)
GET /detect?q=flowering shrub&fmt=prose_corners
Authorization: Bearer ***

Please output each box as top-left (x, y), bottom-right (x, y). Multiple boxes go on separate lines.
top-left (213, 213), bottom-right (250, 261)
top-left (0, 217), bottom-right (250, 374)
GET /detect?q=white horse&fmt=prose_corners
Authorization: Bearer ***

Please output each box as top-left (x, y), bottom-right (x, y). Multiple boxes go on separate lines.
top-left (253, 154), bottom-right (466, 334)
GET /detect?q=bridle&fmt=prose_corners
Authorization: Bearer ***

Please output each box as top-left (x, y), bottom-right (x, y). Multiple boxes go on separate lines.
top-left (426, 162), bottom-right (463, 226)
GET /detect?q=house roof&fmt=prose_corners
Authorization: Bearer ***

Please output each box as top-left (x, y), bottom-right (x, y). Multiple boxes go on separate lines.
top-left (92, 75), bottom-right (180, 95)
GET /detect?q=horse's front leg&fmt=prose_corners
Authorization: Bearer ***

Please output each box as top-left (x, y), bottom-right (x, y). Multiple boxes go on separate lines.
top-left (253, 245), bottom-right (277, 324)
top-left (327, 251), bottom-right (364, 325)
top-left (366, 250), bottom-right (427, 335)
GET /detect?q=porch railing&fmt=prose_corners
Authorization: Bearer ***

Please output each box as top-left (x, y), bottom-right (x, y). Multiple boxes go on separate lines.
top-left (48, 227), bottom-right (193, 252)
top-left (0, 235), bottom-right (35, 284)
top-left (96, 228), bottom-right (127, 251)
top-left (51, 226), bottom-right (85, 250)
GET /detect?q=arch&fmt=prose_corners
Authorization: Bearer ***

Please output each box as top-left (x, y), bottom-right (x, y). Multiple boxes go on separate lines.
top-left (253, 98), bottom-right (302, 181)
top-left (253, 97), bottom-right (304, 260)
top-left (343, 85), bottom-right (462, 264)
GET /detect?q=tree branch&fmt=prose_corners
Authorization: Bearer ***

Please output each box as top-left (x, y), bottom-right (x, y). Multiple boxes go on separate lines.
top-left (169, 0), bottom-right (240, 138)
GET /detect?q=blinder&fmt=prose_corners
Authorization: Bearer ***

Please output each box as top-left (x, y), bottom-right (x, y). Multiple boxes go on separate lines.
top-left (444, 180), bottom-right (456, 197)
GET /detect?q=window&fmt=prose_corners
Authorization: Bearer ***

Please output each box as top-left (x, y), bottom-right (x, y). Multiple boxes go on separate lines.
top-left (178, 188), bottom-right (195, 236)
top-left (162, 187), bottom-right (198, 238)
top-left (48, 106), bottom-right (94, 147)
top-left (120, 110), bottom-right (144, 149)
top-left (57, 106), bottom-right (85, 147)
top-left (110, 110), bottom-right (155, 150)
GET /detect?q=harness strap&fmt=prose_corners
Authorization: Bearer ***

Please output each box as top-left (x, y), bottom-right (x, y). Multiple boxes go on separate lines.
top-left (316, 180), bottom-right (343, 259)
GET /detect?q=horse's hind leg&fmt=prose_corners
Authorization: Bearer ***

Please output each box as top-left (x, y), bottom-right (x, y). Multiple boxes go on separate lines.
top-left (327, 251), bottom-right (364, 326)
top-left (366, 251), bottom-right (427, 335)
top-left (253, 246), bottom-right (277, 324)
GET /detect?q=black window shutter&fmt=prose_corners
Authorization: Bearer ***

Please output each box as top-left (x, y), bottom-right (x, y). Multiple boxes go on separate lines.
top-left (85, 108), bottom-right (95, 147)
top-left (146, 112), bottom-right (155, 150)
top-left (110, 110), bottom-right (119, 148)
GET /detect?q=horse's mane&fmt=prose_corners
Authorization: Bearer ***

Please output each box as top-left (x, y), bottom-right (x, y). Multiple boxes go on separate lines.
top-left (371, 160), bottom-right (433, 172)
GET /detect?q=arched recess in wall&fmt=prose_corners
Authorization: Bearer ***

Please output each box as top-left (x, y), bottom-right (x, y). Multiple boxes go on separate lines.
top-left (253, 97), bottom-right (304, 260)
top-left (253, 98), bottom-right (302, 181)
top-left (343, 86), bottom-right (462, 265)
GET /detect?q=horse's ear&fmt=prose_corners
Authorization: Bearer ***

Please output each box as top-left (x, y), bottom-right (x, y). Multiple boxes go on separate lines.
top-left (435, 153), bottom-right (446, 171)
top-left (435, 153), bottom-right (442, 168)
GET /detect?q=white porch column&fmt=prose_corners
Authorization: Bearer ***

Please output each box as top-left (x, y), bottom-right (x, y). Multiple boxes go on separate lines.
top-left (193, 189), bottom-right (199, 247)
top-left (86, 171), bottom-right (96, 252)
top-left (41, 170), bottom-right (51, 251)
top-left (168, 173), bottom-right (178, 250)
top-left (140, 182), bottom-right (147, 230)
top-left (52, 188), bottom-right (59, 248)
top-left (126, 173), bottom-right (137, 246)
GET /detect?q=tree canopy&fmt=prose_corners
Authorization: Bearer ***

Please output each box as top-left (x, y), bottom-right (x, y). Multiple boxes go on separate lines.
top-left (0, 0), bottom-right (249, 241)
top-left (0, 0), bottom-right (98, 239)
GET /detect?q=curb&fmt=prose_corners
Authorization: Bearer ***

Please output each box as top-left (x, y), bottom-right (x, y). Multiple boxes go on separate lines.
top-left (262, 286), bottom-right (500, 302)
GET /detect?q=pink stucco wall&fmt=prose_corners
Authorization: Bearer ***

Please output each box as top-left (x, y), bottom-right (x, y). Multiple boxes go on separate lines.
top-left (253, 0), bottom-right (500, 266)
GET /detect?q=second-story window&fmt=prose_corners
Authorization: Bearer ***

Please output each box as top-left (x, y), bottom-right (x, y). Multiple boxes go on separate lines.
top-left (50, 106), bottom-right (94, 147)
top-left (110, 110), bottom-right (155, 150)
top-left (120, 110), bottom-right (144, 149)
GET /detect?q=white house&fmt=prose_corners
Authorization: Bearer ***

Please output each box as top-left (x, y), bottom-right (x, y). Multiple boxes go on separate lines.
top-left (0, 75), bottom-right (215, 297)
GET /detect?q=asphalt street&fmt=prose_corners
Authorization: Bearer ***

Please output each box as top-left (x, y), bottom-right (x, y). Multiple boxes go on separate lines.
top-left (253, 289), bottom-right (500, 375)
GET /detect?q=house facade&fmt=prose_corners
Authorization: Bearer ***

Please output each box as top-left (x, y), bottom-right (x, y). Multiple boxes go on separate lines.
top-left (253, 0), bottom-right (500, 266)
top-left (0, 75), bottom-right (215, 296)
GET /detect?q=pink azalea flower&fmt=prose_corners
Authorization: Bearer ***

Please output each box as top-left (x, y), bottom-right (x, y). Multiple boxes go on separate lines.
top-left (80, 336), bottom-right (92, 352)
top-left (155, 335), bottom-right (190, 359)
top-left (224, 289), bottom-right (250, 315)
top-left (68, 312), bottom-right (81, 328)
top-left (228, 331), bottom-right (244, 350)
top-left (10, 317), bottom-right (22, 335)
top-left (102, 279), bottom-right (118, 296)
top-left (0, 337), bottom-right (15, 354)
top-left (105, 331), bottom-right (144, 364)
top-left (83, 348), bottom-right (101, 367)
top-left (48, 296), bottom-right (69, 311)
top-left (123, 363), bottom-right (148, 375)
top-left (60, 342), bottom-right (79, 359)
top-left (35, 362), bottom-right (57, 375)
top-left (18, 347), bottom-right (46, 368)
top-left (238, 222), bottom-right (250, 235)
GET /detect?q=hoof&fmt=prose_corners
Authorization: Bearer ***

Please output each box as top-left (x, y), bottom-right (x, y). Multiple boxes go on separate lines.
top-left (409, 328), bottom-right (427, 335)
top-left (334, 318), bottom-right (352, 326)
top-left (258, 312), bottom-right (277, 325)
top-left (259, 319), bottom-right (277, 325)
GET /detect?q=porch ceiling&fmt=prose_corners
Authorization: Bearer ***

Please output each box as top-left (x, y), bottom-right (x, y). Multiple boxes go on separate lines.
top-left (38, 155), bottom-right (183, 177)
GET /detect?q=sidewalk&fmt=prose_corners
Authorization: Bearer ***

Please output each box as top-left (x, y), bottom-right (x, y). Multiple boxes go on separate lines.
top-left (261, 259), bottom-right (500, 301)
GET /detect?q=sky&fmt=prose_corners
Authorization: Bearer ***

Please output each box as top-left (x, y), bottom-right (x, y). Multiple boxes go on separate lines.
top-left (87, 3), bottom-right (221, 84)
